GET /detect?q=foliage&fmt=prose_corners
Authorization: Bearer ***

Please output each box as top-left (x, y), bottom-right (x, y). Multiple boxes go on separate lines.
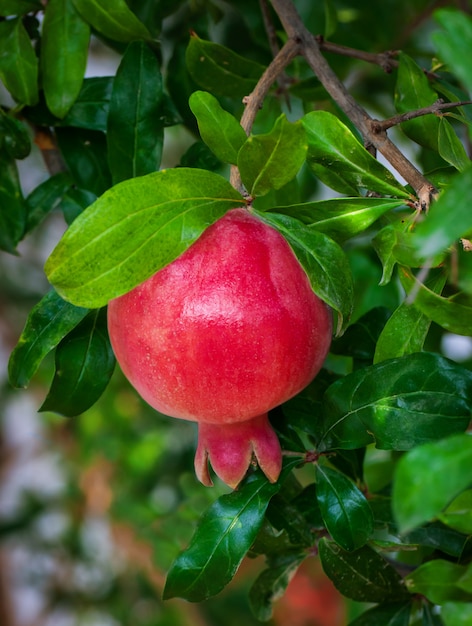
top-left (1, 0), bottom-right (472, 624)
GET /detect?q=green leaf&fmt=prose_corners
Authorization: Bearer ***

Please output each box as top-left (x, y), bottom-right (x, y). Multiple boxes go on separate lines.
top-left (238, 115), bottom-right (307, 197)
top-left (438, 490), bottom-right (472, 535)
top-left (270, 197), bottom-right (404, 242)
top-left (318, 352), bottom-right (472, 452)
top-left (255, 211), bottom-right (353, 334)
top-left (349, 602), bottom-right (412, 626)
top-left (442, 602), bottom-right (472, 626)
top-left (185, 33), bottom-right (265, 98)
top-left (41, 0), bottom-right (90, 118)
top-left (316, 464), bottom-right (374, 551)
top-left (24, 172), bottom-right (73, 234)
top-left (0, 0), bottom-right (42, 15)
top-left (40, 308), bottom-right (115, 416)
top-left (72, 0), bottom-right (151, 42)
top-left (189, 91), bottom-right (247, 165)
top-left (45, 169), bottom-right (244, 308)
top-left (433, 9), bottom-right (472, 94)
top-left (302, 111), bottom-right (409, 197)
top-left (394, 53), bottom-right (440, 152)
top-left (8, 290), bottom-right (89, 388)
top-left (319, 539), bottom-right (407, 603)
top-left (163, 461), bottom-right (298, 602)
top-left (399, 266), bottom-right (472, 336)
top-left (392, 433), bottom-right (472, 533)
top-left (0, 110), bottom-right (31, 159)
top-left (0, 17), bottom-right (38, 105)
top-left (107, 41), bottom-right (164, 183)
top-left (60, 77), bottom-right (113, 131)
top-left (410, 166), bottom-right (472, 259)
top-left (373, 271), bottom-right (447, 363)
top-left (0, 154), bottom-right (24, 253)
top-left (248, 552), bottom-right (305, 621)
top-left (438, 117), bottom-right (470, 172)
top-left (405, 560), bottom-right (472, 605)
top-left (332, 307), bottom-right (392, 363)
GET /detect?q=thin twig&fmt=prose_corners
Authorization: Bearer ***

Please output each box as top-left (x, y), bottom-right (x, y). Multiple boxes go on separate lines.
top-left (316, 35), bottom-right (400, 73)
top-left (372, 99), bottom-right (472, 132)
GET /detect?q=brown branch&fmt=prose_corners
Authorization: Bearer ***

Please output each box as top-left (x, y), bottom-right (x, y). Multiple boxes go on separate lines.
top-left (316, 36), bottom-right (400, 73)
top-left (372, 99), bottom-right (472, 132)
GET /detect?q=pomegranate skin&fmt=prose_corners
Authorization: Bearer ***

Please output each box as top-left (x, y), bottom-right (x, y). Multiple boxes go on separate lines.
top-left (108, 208), bottom-right (332, 486)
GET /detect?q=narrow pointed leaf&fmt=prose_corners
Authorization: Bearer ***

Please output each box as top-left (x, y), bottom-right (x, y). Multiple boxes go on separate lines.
top-left (349, 602), bottom-right (412, 626)
top-left (8, 290), bottom-right (89, 388)
top-left (302, 111), bottom-right (409, 197)
top-left (393, 433), bottom-right (472, 533)
top-left (72, 0), bottom-right (151, 42)
top-left (45, 169), bottom-right (244, 308)
top-left (318, 352), bottom-right (472, 452)
top-left (189, 90), bottom-right (247, 164)
top-left (0, 155), bottom-right (24, 252)
top-left (41, 0), bottom-right (90, 118)
top-left (319, 539), bottom-right (408, 603)
top-left (316, 464), bottom-right (374, 551)
top-left (0, 111), bottom-right (31, 159)
top-left (256, 210), bottom-right (353, 334)
top-left (438, 117), bottom-right (470, 172)
top-left (107, 41), bottom-right (164, 183)
top-left (0, 17), bottom-right (38, 105)
top-left (40, 309), bottom-right (115, 416)
top-left (238, 115), bottom-right (307, 197)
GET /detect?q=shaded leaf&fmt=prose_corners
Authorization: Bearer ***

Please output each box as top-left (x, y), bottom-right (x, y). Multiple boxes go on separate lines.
top-left (24, 172), bottom-right (73, 234)
top-left (40, 308), bottom-right (115, 416)
top-left (107, 41), bottom-right (164, 183)
top-left (8, 290), bottom-right (89, 388)
top-left (60, 77), bottom-right (113, 131)
top-left (393, 433), bottom-right (472, 533)
top-left (0, 0), bottom-right (42, 15)
top-left (72, 0), bottom-right (151, 42)
top-left (45, 169), bottom-right (244, 308)
top-left (0, 155), bottom-right (25, 253)
top-left (349, 602), bottom-right (412, 626)
top-left (0, 17), bottom-right (38, 105)
top-left (0, 110), bottom-right (31, 159)
top-left (438, 117), bottom-right (470, 172)
top-left (332, 307), bottom-right (392, 363)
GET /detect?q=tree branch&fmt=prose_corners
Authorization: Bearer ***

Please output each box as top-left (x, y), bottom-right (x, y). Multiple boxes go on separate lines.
top-left (372, 99), bottom-right (472, 131)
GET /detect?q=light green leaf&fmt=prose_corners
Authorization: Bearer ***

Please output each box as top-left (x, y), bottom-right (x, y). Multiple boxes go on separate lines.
top-left (438, 117), bottom-right (470, 171)
top-left (433, 9), bottom-right (472, 94)
top-left (438, 490), bottom-right (472, 535)
top-left (405, 559), bottom-right (471, 604)
top-left (72, 0), bottom-right (151, 42)
top-left (442, 602), bottom-right (472, 626)
top-left (45, 169), bottom-right (244, 308)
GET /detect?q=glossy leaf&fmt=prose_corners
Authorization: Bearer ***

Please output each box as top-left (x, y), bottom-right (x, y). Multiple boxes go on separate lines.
top-left (373, 271), bottom-right (446, 363)
top-left (0, 110), bottom-right (31, 159)
top-left (72, 0), bottom-right (151, 42)
top-left (249, 552), bottom-right (305, 621)
top-left (302, 111), bottom-right (409, 197)
top-left (60, 77), bottom-right (113, 131)
top-left (442, 601), bottom-right (472, 626)
top-left (163, 461), bottom-right (299, 602)
top-left (270, 197), bottom-right (404, 242)
top-left (189, 91), bottom-right (247, 164)
top-left (315, 464), bottom-right (373, 551)
top-left (319, 539), bottom-right (407, 603)
top-left (107, 41), bottom-right (164, 183)
top-left (318, 352), bottom-right (472, 452)
top-left (0, 0), bottom-right (42, 14)
top-left (24, 172), bottom-right (73, 234)
top-left (410, 166), bottom-right (472, 259)
top-left (0, 155), bottom-right (25, 253)
top-left (438, 117), bottom-right (470, 172)
top-left (0, 17), bottom-right (38, 105)
top-left (394, 52), bottom-right (439, 152)
top-left (8, 290), bottom-right (89, 388)
top-left (433, 9), bottom-right (472, 94)
top-left (349, 602), bottom-right (412, 626)
top-left (405, 560), bottom-right (472, 605)
top-left (41, 0), bottom-right (90, 118)
top-left (186, 33), bottom-right (265, 98)
top-left (255, 210), bottom-right (353, 334)
top-left (393, 433), bottom-right (472, 533)
top-left (399, 266), bottom-right (472, 336)
top-left (40, 309), bottom-right (115, 417)
top-left (238, 115), bottom-right (307, 197)
top-left (45, 169), bottom-right (244, 308)
top-left (404, 521), bottom-right (470, 558)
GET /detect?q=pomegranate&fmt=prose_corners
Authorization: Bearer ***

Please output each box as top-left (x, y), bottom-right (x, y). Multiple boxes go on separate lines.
top-left (107, 208), bottom-right (332, 488)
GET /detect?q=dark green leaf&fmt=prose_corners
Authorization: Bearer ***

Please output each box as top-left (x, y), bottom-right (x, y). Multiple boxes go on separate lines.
top-left (349, 602), bottom-right (412, 626)
top-left (404, 522), bottom-right (469, 558)
top-left (8, 290), bottom-right (89, 388)
top-left (433, 9), bottom-right (472, 94)
top-left (189, 90), bottom-right (247, 164)
top-left (405, 560), bottom-right (472, 605)
top-left (302, 111), bottom-right (409, 197)
top-left (332, 307), bottom-right (392, 362)
top-left (0, 17), bottom-right (38, 105)
top-left (41, 0), bottom-right (90, 118)
top-left (0, 110), bottom-right (31, 159)
top-left (316, 464), bottom-right (374, 551)
top-left (45, 169), bottom-right (244, 308)
top-left (24, 172), bottom-right (73, 234)
top-left (60, 77), bottom-right (113, 131)
top-left (255, 211), bottom-right (353, 334)
top-left (40, 308), bottom-right (115, 416)
top-left (319, 539), bottom-right (408, 603)
top-left (238, 115), bottom-right (307, 197)
top-left (438, 117), bottom-right (470, 172)
top-left (185, 33), bottom-right (265, 98)
top-left (107, 41), bottom-right (164, 183)
top-left (392, 433), bottom-right (472, 533)
top-left (270, 197), bottom-right (404, 242)
top-left (442, 601), bottom-right (472, 626)
top-left (318, 352), bottom-right (472, 452)
top-left (249, 553), bottom-right (305, 621)
top-left (60, 187), bottom-right (97, 224)
top-left (72, 0), bottom-right (151, 42)
top-left (163, 461), bottom-right (299, 602)
top-left (0, 155), bottom-right (25, 253)
top-left (0, 0), bottom-right (42, 15)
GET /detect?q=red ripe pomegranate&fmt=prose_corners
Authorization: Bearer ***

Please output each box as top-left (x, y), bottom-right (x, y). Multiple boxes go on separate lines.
top-left (107, 208), bottom-right (332, 488)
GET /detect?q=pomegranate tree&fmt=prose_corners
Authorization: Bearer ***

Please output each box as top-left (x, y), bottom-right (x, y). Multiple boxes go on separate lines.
top-left (107, 208), bottom-right (332, 488)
